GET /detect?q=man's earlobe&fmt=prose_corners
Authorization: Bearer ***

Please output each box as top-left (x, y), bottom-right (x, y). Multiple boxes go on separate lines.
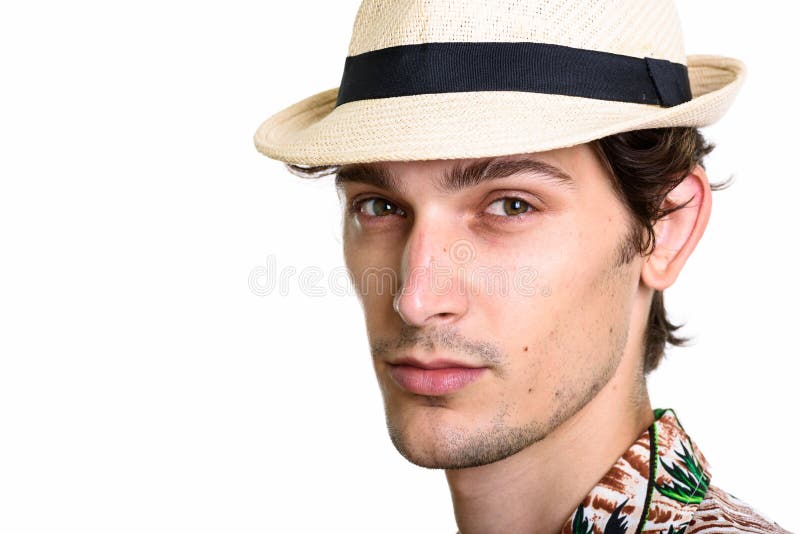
top-left (641, 164), bottom-right (712, 291)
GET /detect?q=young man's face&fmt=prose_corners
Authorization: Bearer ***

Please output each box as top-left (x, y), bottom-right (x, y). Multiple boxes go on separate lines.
top-left (337, 143), bottom-right (648, 469)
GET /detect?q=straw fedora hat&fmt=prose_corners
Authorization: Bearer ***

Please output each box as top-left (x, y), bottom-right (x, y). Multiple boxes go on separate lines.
top-left (253, 0), bottom-right (746, 167)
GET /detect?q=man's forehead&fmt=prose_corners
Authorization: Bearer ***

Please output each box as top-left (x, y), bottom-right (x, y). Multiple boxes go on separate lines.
top-left (334, 153), bottom-right (579, 196)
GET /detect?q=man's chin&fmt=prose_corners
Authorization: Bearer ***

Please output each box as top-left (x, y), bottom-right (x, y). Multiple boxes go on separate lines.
top-left (386, 428), bottom-right (467, 469)
top-left (383, 408), bottom-right (539, 470)
top-left (384, 408), bottom-right (471, 469)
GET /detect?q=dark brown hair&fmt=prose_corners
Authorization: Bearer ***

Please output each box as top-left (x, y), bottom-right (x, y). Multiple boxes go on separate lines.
top-left (285, 126), bottom-right (732, 376)
top-left (590, 127), bottom-right (732, 375)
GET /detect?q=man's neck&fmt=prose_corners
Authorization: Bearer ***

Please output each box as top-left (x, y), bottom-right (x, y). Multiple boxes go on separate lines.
top-left (445, 371), bottom-right (654, 534)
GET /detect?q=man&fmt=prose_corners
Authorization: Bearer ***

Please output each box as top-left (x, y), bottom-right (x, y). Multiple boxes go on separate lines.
top-left (254, 1), bottom-right (790, 533)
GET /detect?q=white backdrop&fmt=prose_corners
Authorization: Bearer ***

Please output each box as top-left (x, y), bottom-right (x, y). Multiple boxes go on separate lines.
top-left (1, 1), bottom-right (797, 533)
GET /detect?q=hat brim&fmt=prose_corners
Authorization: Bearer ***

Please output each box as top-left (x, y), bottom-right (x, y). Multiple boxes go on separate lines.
top-left (254, 54), bottom-right (745, 166)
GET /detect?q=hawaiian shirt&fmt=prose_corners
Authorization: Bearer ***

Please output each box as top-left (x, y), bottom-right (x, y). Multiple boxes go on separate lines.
top-left (558, 408), bottom-right (790, 534)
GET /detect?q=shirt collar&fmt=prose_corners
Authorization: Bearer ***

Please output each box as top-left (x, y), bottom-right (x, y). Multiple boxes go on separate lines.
top-left (560, 408), bottom-right (712, 534)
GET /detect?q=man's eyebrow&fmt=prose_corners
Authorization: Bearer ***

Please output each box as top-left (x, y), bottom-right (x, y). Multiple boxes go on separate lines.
top-left (334, 156), bottom-right (576, 195)
top-left (440, 156), bottom-right (577, 194)
top-left (335, 163), bottom-right (406, 195)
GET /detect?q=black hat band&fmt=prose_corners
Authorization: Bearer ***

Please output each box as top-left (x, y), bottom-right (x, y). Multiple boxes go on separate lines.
top-left (335, 41), bottom-right (692, 108)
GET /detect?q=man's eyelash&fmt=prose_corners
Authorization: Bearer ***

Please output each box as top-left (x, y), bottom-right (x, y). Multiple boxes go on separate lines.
top-left (347, 196), bottom-right (537, 220)
top-left (348, 197), bottom-right (407, 216)
top-left (483, 196), bottom-right (537, 218)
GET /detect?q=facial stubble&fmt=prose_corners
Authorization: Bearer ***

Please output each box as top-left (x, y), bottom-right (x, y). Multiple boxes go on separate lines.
top-left (381, 223), bottom-right (640, 470)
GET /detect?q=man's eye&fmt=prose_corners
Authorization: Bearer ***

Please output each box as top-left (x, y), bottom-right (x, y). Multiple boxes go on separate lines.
top-left (352, 197), bottom-right (406, 217)
top-left (485, 197), bottom-right (534, 217)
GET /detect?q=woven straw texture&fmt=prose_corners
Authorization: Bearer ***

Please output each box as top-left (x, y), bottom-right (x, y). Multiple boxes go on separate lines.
top-left (253, 0), bottom-right (746, 166)
top-left (348, 0), bottom-right (686, 64)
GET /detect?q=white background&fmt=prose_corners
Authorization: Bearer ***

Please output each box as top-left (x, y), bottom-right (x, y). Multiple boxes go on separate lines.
top-left (1, 1), bottom-right (797, 533)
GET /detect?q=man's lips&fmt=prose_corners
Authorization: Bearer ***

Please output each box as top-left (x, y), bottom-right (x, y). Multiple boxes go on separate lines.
top-left (389, 356), bottom-right (484, 370)
top-left (386, 356), bottom-right (487, 395)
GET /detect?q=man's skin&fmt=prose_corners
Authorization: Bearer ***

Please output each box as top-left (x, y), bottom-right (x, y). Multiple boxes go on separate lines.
top-left (335, 143), bottom-right (711, 534)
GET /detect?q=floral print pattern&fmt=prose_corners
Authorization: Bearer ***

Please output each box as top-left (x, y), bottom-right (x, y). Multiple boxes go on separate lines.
top-left (560, 408), bottom-right (790, 534)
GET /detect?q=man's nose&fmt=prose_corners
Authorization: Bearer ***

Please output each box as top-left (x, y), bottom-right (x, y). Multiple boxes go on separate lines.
top-left (393, 222), bottom-right (470, 327)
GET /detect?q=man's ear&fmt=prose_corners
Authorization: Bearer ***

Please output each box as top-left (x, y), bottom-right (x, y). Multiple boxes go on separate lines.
top-left (641, 164), bottom-right (712, 291)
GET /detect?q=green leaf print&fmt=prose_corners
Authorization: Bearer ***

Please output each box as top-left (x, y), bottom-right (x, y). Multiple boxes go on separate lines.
top-left (572, 505), bottom-right (595, 534)
top-left (655, 440), bottom-right (710, 504)
top-left (664, 520), bottom-right (690, 534)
